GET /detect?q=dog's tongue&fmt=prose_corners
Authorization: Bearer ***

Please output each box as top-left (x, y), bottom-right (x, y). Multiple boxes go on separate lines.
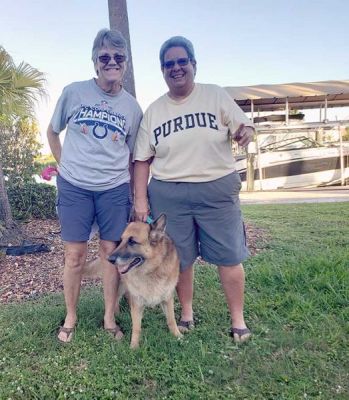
top-left (116, 256), bottom-right (143, 274)
top-left (117, 263), bottom-right (130, 274)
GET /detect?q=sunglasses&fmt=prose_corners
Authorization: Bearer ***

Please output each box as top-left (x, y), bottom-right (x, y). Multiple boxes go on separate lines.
top-left (163, 57), bottom-right (191, 69)
top-left (98, 54), bottom-right (127, 65)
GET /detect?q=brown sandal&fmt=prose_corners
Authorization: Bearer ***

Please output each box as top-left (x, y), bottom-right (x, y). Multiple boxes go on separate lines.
top-left (57, 326), bottom-right (75, 344)
top-left (104, 325), bottom-right (124, 341)
top-left (229, 327), bottom-right (251, 343)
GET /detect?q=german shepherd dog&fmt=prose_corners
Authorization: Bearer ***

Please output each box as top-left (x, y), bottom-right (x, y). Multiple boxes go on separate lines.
top-left (86, 214), bottom-right (182, 348)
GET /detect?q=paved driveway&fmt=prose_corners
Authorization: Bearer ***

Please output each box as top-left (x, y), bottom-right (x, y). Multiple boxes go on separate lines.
top-left (240, 187), bottom-right (349, 204)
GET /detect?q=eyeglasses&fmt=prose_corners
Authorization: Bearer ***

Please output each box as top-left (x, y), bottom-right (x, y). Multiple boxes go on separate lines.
top-left (98, 54), bottom-right (127, 65)
top-left (163, 57), bottom-right (191, 69)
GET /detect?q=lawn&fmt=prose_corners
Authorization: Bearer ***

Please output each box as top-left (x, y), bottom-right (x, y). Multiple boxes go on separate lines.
top-left (0, 202), bottom-right (348, 399)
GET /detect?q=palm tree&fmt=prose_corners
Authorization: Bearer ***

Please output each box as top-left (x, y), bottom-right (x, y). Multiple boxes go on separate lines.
top-left (108, 0), bottom-right (136, 97)
top-left (0, 46), bottom-right (46, 231)
top-left (0, 47), bottom-right (46, 117)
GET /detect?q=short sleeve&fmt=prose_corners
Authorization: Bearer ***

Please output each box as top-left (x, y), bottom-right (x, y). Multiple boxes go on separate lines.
top-left (221, 88), bottom-right (254, 137)
top-left (50, 85), bottom-right (74, 134)
top-left (126, 104), bottom-right (143, 154)
top-left (132, 112), bottom-right (156, 161)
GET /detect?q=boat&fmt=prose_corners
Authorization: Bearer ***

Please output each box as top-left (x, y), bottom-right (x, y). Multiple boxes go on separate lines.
top-left (235, 136), bottom-right (349, 190)
top-left (253, 113), bottom-right (305, 124)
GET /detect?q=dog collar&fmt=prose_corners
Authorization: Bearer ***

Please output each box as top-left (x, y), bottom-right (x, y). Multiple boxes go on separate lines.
top-left (146, 216), bottom-right (154, 224)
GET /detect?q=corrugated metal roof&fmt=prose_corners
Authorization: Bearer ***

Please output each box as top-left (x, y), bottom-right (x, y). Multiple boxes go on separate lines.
top-left (225, 80), bottom-right (349, 112)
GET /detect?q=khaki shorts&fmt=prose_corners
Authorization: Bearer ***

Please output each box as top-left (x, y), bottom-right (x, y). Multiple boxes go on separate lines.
top-left (148, 172), bottom-right (249, 271)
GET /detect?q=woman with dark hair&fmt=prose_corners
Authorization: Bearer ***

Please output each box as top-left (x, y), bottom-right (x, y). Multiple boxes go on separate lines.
top-left (133, 36), bottom-right (254, 343)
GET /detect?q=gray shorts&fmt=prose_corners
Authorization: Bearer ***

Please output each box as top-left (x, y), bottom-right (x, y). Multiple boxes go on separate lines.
top-left (148, 172), bottom-right (249, 271)
top-left (56, 175), bottom-right (131, 242)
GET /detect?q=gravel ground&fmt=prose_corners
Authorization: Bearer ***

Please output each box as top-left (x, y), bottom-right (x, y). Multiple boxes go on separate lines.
top-left (0, 219), bottom-right (267, 304)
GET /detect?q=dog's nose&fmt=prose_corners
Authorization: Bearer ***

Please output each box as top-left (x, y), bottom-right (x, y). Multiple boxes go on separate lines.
top-left (108, 253), bottom-right (117, 264)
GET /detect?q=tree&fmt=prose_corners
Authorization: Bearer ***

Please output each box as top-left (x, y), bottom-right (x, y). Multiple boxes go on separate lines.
top-left (0, 47), bottom-right (46, 118)
top-left (1, 117), bottom-right (41, 184)
top-left (108, 0), bottom-right (136, 97)
top-left (0, 46), bottom-right (46, 232)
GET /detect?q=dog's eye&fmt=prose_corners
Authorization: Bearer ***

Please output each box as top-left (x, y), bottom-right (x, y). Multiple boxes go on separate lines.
top-left (128, 237), bottom-right (138, 246)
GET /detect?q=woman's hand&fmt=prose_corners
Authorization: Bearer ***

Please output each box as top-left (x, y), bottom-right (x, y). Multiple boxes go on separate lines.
top-left (233, 124), bottom-right (254, 147)
top-left (41, 165), bottom-right (58, 181)
top-left (134, 197), bottom-right (149, 222)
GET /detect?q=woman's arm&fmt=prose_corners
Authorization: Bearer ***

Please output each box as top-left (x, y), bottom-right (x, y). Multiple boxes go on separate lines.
top-left (134, 160), bottom-right (151, 222)
top-left (47, 124), bottom-right (62, 163)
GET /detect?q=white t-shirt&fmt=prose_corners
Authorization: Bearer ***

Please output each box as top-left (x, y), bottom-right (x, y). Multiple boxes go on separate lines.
top-left (133, 83), bottom-right (253, 182)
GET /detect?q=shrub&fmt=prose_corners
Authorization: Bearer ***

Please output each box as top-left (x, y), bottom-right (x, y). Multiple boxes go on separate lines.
top-left (36, 154), bottom-right (58, 172)
top-left (7, 182), bottom-right (57, 220)
top-left (0, 117), bottom-right (42, 184)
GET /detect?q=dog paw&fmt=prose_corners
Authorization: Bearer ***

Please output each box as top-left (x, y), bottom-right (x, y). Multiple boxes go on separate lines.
top-left (176, 333), bottom-right (184, 340)
top-left (130, 341), bottom-right (140, 349)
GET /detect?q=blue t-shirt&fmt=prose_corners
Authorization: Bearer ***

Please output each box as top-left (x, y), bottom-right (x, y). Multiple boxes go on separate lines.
top-left (50, 79), bottom-right (142, 191)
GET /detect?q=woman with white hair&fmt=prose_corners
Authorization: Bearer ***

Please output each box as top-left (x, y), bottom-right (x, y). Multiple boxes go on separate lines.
top-left (47, 29), bottom-right (142, 343)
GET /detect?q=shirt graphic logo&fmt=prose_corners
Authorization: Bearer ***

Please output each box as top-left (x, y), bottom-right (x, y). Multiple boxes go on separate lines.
top-left (153, 112), bottom-right (218, 145)
top-left (73, 102), bottom-right (126, 142)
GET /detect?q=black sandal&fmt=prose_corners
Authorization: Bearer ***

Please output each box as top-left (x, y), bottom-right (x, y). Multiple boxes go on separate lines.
top-left (178, 320), bottom-right (195, 333)
top-left (229, 327), bottom-right (251, 343)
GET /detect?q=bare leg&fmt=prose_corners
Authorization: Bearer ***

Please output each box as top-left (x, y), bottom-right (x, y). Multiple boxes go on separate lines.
top-left (176, 265), bottom-right (194, 322)
top-left (58, 241), bottom-right (87, 343)
top-left (218, 264), bottom-right (251, 342)
top-left (100, 240), bottom-right (123, 340)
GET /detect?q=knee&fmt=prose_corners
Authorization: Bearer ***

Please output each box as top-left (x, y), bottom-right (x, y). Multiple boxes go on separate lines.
top-left (98, 249), bottom-right (109, 261)
top-left (218, 264), bottom-right (245, 282)
top-left (99, 241), bottom-right (119, 261)
top-left (65, 252), bottom-right (86, 271)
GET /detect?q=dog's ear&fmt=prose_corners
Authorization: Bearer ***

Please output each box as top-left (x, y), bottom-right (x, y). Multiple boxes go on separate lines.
top-left (149, 214), bottom-right (167, 245)
top-left (151, 213), bottom-right (167, 232)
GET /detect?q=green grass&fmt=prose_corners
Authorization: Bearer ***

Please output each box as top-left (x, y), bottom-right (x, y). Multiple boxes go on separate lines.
top-left (1, 202), bottom-right (348, 399)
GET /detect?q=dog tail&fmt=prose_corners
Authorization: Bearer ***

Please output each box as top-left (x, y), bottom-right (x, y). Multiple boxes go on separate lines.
top-left (82, 257), bottom-right (103, 279)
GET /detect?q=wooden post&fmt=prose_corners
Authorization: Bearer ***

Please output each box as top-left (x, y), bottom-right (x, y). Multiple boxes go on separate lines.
top-left (339, 125), bottom-right (345, 186)
top-left (246, 153), bottom-right (255, 191)
top-left (246, 99), bottom-right (255, 191)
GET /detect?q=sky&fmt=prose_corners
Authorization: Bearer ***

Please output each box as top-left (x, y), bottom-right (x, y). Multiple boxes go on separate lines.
top-left (1, 0), bottom-right (348, 153)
